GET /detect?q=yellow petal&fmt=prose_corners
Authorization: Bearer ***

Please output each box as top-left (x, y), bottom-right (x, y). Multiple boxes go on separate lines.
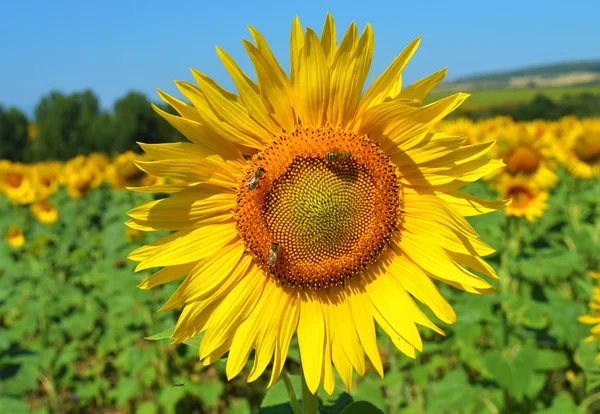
top-left (137, 262), bottom-right (196, 289)
top-left (295, 28), bottom-right (330, 126)
top-left (297, 292), bottom-right (324, 394)
top-left (347, 285), bottom-right (384, 377)
top-left (135, 221), bottom-right (238, 271)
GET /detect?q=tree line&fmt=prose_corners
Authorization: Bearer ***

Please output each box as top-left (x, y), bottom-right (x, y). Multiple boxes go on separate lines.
top-left (2, 89), bottom-right (600, 162)
top-left (452, 92), bottom-right (600, 121)
top-left (0, 90), bottom-right (184, 162)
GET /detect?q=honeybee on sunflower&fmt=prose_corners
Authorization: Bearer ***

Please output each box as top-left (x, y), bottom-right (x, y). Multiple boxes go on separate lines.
top-left (127, 14), bottom-right (506, 394)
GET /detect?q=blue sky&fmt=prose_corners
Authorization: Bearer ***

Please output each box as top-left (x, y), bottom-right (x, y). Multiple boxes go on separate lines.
top-left (1, 0), bottom-right (598, 116)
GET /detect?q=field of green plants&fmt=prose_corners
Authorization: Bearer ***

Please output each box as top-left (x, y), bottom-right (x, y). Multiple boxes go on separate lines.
top-left (427, 84), bottom-right (600, 109)
top-left (1, 166), bottom-right (599, 413)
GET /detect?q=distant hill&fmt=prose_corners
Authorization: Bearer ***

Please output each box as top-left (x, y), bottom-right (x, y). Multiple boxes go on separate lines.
top-left (438, 60), bottom-right (600, 91)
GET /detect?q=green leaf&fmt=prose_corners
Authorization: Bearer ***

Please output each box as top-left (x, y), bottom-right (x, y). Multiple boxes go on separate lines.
top-left (187, 379), bottom-right (224, 408)
top-left (226, 398), bottom-right (252, 414)
top-left (341, 401), bottom-right (384, 414)
top-left (115, 377), bottom-right (141, 407)
top-left (136, 400), bottom-right (159, 414)
top-left (259, 374), bottom-right (301, 413)
top-left (539, 392), bottom-right (583, 414)
top-left (158, 386), bottom-right (186, 414)
top-left (144, 327), bottom-right (174, 341)
top-left (534, 349), bottom-right (569, 371)
top-left (321, 392), bottom-right (354, 414)
top-left (483, 346), bottom-right (538, 401)
top-left (351, 377), bottom-right (385, 411)
top-left (0, 397), bottom-right (28, 414)
top-left (426, 369), bottom-right (477, 414)
top-left (183, 332), bottom-right (204, 349)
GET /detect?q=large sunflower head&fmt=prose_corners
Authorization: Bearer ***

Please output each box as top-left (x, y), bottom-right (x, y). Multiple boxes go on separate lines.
top-left (127, 14), bottom-right (506, 394)
top-left (500, 176), bottom-right (549, 221)
top-left (558, 118), bottom-right (600, 179)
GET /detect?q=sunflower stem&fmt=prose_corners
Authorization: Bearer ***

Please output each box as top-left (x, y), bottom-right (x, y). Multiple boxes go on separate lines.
top-left (282, 369), bottom-right (301, 414)
top-left (301, 370), bottom-right (319, 414)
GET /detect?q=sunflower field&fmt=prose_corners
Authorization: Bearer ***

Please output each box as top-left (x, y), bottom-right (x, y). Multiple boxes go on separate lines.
top-left (1, 113), bottom-right (599, 413)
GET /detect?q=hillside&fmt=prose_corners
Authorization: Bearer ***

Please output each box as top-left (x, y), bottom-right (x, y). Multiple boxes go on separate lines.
top-left (438, 60), bottom-right (600, 91)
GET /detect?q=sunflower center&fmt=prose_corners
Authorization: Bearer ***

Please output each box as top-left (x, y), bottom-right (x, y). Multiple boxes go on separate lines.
top-left (505, 184), bottom-right (534, 209)
top-left (505, 146), bottom-right (540, 175)
top-left (39, 200), bottom-right (53, 212)
top-left (574, 135), bottom-right (600, 164)
top-left (235, 126), bottom-right (401, 290)
top-left (6, 173), bottom-right (23, 188)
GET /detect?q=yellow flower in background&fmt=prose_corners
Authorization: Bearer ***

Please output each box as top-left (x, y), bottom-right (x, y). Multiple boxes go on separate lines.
top-left (435, 118), bottom-right (480, 145)
top-left (30, 200), bottom-right (59, 224)
top-left (87, 152), bottom-right (110, 173)
top-left (33, 161), bottom-right (63, 201)
top-left (66, 168), bottom-right (101, 199)
top-left (126, 226), bottom-right (144, 241)
top-left (127, 14), bottom-right (506, 394)
top-left (500, 176), bottom-right (549, 221)
top-left (0, 162), bottom-right (36, 205)
top-left (28, 123), bottom-right (39, 141)
top-left (578, 271), bottom-right (600, 357)
top-left (557, 118), bottom-right (600, 179)
top-left (4, 225), bottom-right (25, 248)
top-left (106, 151), bottom-right (164, 189)
top-left (63, 155), bottom-right (105, 199)
top-left (490, 122), bottom-right (558, 189)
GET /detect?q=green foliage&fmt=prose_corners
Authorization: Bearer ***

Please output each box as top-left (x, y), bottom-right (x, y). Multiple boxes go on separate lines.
top-left (446, 91), bottom-right (600, 121)
top-left (0, 105), bottom-right (29, 161)
top-left (0, 171), bottom-right (599, 412)
top-left (4, 89), bottom-right (185, 162)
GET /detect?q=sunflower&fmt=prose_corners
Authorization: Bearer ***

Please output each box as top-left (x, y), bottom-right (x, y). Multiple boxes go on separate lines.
top-left (63, 155), bottom-right (105, 199)
top-left (0, 162), bottom-right (36, 205)
top-left (578, 271), bottom-right (600, 357)
top-left (30, 199), bottom-right (59, 224)
top-left (127, 14), bottom-right (506, 394)
top-left (4, 225), bottom-right (25, 248)
top-left (107, 151), bottom-right (164, 189)
top-left (500, 176), bottom-right (548, 221)
top-left (435, 118), bottom-right (480, 145)
top-left (557, 118), bottom-right (600, 179)
top-left (490, 122), bottom-right (558, 189)
top-left (33, 161), bottom-right (63, 201)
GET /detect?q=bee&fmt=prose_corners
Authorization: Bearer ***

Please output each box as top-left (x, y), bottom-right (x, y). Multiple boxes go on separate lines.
top-left (325, 149), bottom-right (340, 161)
top-left (268, 241), bottom-right (279, 267)
top-left (325, 149), bottom-right (351, 161)
top-left (246, 167), bottom-right (266, 190)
